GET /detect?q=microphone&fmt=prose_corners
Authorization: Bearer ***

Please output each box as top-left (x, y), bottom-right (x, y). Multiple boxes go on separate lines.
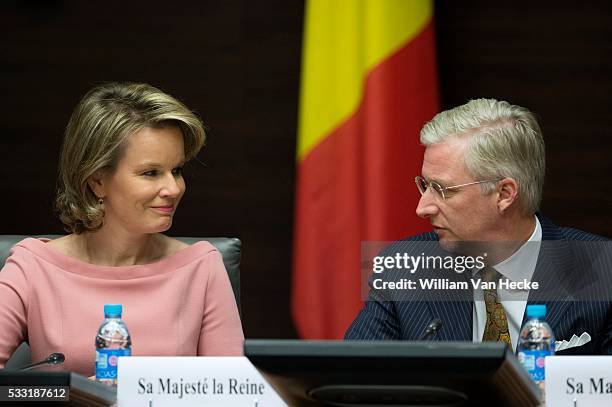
top-left (419, 319), bottom-right (442, 340)
top-left (18, 353), bottom-right (65, 371)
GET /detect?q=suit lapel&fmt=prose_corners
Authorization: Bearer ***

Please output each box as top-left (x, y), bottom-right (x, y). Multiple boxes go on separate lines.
top-left (421, 215), bottom-right (587, 342)
top-left (427, 300), bottom-right (473, 340)
top-left (401, 236), bottom-right (473, 341)
top-left (425, 267), bottom-right (473, 341)
top-left (526, 214), bottom-right (575, 333)
top-left (419, 214), bottom-right (576, 342)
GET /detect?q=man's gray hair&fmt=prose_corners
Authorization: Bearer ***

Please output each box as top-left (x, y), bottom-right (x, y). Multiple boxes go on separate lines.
top-left (420, 98), bottom-right (545, 215)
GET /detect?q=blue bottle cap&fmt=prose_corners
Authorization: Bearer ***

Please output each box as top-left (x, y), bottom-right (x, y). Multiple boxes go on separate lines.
top-left (526, 304), bottom-right (546, 319)
top-left (104, 304), bottom-right (122, 317)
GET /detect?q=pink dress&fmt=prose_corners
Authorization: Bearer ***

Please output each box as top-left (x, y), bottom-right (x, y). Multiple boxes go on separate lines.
top-left (0, 238), bottom-right (244, 376)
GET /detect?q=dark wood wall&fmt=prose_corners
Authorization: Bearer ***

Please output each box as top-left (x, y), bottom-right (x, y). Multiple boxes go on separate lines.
top-left (434, 1), bottom-right (612, 234)
top-left (1, 1), bottom-right (610, 339)
top-left (1, 0), bottom-right (303, 339)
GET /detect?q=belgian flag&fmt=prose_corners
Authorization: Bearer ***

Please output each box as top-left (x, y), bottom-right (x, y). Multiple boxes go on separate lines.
top-left (292, 0), bottom-right (440, 338)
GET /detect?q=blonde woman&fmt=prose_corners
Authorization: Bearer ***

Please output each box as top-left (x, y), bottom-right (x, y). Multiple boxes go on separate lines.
top-left (0, 83), bottom-right (244, 376)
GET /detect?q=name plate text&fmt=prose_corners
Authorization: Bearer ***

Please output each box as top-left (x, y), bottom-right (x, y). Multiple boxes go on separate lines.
top-left (546, 356), bottom-right (612, 406)
top-left (117, 357), bottom-right (286, 406)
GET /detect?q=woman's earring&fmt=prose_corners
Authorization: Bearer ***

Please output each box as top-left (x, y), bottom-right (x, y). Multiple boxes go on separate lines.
top-left (98, 197), bottom-right (104, 205)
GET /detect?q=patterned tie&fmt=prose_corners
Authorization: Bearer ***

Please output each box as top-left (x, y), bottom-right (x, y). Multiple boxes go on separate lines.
top-left (481, 267), bottom-right (512, 349)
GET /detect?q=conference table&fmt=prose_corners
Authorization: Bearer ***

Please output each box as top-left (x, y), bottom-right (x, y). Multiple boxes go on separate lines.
top-left (0, 340), bottom-right (554, 407)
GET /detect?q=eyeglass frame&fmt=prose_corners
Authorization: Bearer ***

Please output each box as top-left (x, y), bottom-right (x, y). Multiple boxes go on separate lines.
top-left (415, 175), bottom-right (504, 200)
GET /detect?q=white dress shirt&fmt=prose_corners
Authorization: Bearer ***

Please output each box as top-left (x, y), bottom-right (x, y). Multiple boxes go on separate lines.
top-left (472, 216), bottom-right (542, 351)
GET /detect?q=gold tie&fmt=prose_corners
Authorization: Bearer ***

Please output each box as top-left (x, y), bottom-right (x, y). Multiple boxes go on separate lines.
top-left (481, 267), bottom-right (512, 348)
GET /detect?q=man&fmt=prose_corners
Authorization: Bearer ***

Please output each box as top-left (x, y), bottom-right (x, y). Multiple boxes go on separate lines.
top-left (345, 99), bottom-right (612, 355)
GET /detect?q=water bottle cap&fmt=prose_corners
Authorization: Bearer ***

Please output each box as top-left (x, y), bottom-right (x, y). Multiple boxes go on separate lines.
top-left (104, 304), bottom-right (122, 317)
top-left (526, 304), bottom-right (546, 319)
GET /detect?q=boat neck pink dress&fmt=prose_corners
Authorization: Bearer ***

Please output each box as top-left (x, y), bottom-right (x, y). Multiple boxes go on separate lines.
top-left (0, 238), bottom-right (244, 376)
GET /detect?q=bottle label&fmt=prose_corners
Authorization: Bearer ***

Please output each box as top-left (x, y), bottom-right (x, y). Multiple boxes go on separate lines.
top-left (518, 349), bottom-right (552, 382)
top-left (95, 349), bottom-right (131, 379)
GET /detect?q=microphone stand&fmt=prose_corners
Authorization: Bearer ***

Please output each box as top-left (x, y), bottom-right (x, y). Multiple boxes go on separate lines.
top-left (17, 353), bottom-right (65, 371)
top-left (419, 319), bottom-right (443, 340)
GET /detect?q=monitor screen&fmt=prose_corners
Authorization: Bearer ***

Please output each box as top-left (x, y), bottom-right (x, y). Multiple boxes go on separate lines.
top-left (245, 340), bottom-right (540, 407)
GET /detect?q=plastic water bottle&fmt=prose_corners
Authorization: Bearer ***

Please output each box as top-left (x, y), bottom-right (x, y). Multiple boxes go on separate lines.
top-left (95, 304), bottom-right (131, 385)
top-left (517, 304), bottom-right (555, 392)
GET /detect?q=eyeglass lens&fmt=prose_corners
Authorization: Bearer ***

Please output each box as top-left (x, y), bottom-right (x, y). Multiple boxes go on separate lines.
top-left (416, 177), bottom-right (444, 198)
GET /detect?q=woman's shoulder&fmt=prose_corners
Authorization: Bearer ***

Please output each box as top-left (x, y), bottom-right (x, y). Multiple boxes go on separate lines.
top-left (160, 235), bottom-right (190, 256)
top-left (159, 236), bottom-right (219, 260)
top-left (1, 237), bottom-right (57, 275)
top-left (45, 235), bottom-right (73, 254)
top-left (7, 237), bottom-right (59, 260)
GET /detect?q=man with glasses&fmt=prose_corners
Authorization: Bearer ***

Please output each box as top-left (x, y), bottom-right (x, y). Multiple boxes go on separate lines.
top-left (345, 99), bottom-right (612, 355)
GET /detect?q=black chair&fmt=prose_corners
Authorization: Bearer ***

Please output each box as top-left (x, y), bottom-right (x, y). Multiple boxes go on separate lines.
top-left (0, 235), bottom-right (241, 369)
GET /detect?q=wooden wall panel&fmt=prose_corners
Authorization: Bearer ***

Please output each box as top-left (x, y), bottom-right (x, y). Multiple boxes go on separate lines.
top-left (434, 1), bottom-right (612, 235)
top-left (0, 0), bottom-right (303, 339)
top-left (0, 1), bottom-right (610, 340)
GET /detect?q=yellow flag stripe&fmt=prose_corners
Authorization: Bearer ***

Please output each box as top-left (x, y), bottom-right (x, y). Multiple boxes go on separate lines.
top-left (297, 0), bottom-right (433, 160)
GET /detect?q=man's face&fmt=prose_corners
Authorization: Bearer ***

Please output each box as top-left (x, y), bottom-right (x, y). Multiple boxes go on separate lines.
top-left (416, 137), bottom-right (499, 251)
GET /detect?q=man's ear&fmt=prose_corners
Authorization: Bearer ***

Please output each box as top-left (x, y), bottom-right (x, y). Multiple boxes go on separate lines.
top-left (496, 178), bottom-right (519, 213)
top-left (87, 171), bottom-right (106, 199)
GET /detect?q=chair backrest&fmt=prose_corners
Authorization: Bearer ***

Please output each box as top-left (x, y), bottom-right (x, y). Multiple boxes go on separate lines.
top-left (0, 235), bottom-right (242, 370)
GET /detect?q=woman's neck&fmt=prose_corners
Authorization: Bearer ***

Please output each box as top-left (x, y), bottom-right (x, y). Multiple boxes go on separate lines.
top-left (74, 226), bottom-right (163, 267)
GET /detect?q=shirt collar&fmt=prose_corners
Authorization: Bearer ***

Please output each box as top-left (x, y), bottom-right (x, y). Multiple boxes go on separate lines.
top-left (492, 215), bottom-right (542, 283)
top-left (470, 216), bottom-right (542, 283)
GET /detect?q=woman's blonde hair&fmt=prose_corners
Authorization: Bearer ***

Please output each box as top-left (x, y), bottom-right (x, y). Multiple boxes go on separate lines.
top-left (55, 82), bottom-right (205, 234)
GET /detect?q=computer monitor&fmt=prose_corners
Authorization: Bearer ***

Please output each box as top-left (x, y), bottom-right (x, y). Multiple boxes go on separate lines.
top-left (245, 340), bottom-right (541, 407)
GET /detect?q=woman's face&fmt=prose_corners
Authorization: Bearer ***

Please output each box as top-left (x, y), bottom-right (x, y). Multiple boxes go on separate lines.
top-left (92, 125), bottom-right (186, 235)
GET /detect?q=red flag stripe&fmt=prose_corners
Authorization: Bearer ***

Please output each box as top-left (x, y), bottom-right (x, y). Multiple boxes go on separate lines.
top-left (293, 20), bottom-right (439, 339)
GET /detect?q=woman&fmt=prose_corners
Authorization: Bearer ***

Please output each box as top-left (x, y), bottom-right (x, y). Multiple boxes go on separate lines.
top-left (0, 83), bottom-right (244, 376)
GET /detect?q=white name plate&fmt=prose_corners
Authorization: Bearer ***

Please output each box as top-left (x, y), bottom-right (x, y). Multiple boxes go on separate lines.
top-left (546, 356), bottom-right (612, 406)
top-left (117, 357), bottom-right (287, 407)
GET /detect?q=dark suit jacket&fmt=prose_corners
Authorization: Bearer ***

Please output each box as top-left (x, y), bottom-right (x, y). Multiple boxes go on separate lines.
top-left (345, 215), bottom-right (612, 355)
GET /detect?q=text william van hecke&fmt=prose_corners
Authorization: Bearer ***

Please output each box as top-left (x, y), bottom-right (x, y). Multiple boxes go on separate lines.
top-left (372, 278), bottom-right (539, 290)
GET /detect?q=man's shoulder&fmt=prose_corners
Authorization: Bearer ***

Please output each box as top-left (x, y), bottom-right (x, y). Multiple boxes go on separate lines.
top-left (402, 231), bottom-right (438, 242)
top-left (538, 214), bottom-right (609, 241)
top-left (386, 217), bottom-right (610, 245)
top-left (556, 226), bottom-right (608, 241)
top-left (379, 231), bottom-right (438, 256)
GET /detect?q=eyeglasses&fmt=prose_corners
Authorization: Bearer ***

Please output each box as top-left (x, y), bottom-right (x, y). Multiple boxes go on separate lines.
top-left (415, 176), bottom-right (503, 200)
